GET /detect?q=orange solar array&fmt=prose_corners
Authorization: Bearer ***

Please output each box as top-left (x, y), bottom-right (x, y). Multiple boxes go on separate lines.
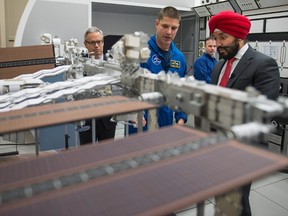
top-left (0, 96), bottom-right (158, 133)
top-left (0, 45), bottom-right (55, 79)
top-left (0, 126), bottom-right (287, 216)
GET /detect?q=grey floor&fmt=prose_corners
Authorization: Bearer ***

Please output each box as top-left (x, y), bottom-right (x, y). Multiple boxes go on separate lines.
top-left (1, 123), bottom-right (288, 216)
top-left (175, 171), bottom-right (288, 216)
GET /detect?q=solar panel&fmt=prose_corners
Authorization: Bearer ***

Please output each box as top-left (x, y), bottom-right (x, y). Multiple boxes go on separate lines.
top-left (0, 126), bottom-right (287, 216)
top-left (0, 96), bottom-right (158, 133)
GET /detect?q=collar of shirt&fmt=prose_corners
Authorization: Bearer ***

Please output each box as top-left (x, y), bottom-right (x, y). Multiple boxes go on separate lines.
top-left (91, 55), bottom-right (104, 64)
top-left (229, 43), bottom-right (249, 73)
top-left (235, 43), bottom-right (249, 60)
top-left (204, 52), bottom-right (216, 60)
top-left (218, 43), bottom-right (249, 85)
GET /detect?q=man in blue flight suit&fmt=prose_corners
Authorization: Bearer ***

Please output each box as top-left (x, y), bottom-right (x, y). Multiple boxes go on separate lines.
top-left (129, 6), bottom-right (188, 134)
top-left (193, 36), bottom-right (217, 83)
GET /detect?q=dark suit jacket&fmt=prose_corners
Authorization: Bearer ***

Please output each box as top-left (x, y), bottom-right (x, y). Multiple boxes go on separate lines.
top-left (211, 45), bottom-right (280, 100)
top-left (212, 45), bottom-right (280, 216)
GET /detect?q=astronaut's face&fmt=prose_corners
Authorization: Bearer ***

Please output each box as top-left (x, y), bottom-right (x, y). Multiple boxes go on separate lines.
top-left (155, 16), bottom-right (179, 51)
top-left (205, 39), bottom-right (217, 57)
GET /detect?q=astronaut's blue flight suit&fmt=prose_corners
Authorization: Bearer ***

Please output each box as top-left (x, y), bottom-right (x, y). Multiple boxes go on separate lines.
top-left (128, 34), bottom-right (187, 134)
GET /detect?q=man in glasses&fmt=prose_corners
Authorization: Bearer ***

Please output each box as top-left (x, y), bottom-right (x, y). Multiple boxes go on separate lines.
top-left (84, 27), bottom-right (104, 59)
top-left (79, 26), bottom-right (117, 144)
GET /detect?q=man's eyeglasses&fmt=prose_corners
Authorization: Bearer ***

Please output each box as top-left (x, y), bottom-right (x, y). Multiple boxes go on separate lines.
top-left (85, 40), bottom-right (104, 46)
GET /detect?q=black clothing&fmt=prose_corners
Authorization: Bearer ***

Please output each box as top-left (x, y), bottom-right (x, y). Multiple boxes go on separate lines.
top-left (79, 116), bottom-right (116, 144)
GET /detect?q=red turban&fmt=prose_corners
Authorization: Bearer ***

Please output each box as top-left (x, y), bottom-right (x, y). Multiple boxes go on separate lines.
top-left (208, 11), bottom-right (251, 39)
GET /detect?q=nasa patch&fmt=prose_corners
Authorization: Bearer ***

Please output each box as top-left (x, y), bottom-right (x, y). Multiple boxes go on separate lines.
top-left (152, 54), bottom-right (161, 65)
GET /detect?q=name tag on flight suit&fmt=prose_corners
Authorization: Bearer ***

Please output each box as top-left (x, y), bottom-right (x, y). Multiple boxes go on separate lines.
top-left (170, 60), bottom-right (180, 68)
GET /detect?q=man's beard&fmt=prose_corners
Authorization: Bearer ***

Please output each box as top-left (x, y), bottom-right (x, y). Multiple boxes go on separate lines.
top-left (217, 39), bottom-right (239, 60)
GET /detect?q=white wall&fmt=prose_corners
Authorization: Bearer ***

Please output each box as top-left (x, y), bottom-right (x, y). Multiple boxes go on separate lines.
top-left (15, 0), bottom-right (200, 46)
top-left (92, 11), bottom-right (156, 37)
top-left (244, 6), bottom-right (288, 78)
top-left (5, 0), bottom-right (28, 47)
top-left (15, 0), bottom-right (90, 46)
top-left (0, 0), bottom-right (5, 47)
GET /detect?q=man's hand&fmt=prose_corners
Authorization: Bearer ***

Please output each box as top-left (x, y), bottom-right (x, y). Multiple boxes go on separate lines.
top-left (177, 119), bottom-right (185, 126)
top-left (131, 116), bottom-right (146, 127)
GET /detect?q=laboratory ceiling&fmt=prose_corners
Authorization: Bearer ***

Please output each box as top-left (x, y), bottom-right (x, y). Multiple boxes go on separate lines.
top-left (92, 2), bottom-right (193, 16)
top-left (91, 0), bottom-right (198, 11)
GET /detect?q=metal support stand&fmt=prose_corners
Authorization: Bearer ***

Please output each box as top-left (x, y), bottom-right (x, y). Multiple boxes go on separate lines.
top-left (201, 118), bottom-right (211, 132)
top-left (125, 123), bottom-right (129, 137)
top-left (137, 111), bottom-right (143, 133)
top-left (282, 124), bottom-right (288, 155)
top-left (35, 128), bottom-right (40, 156)
top-left (148, 108), bottom-right (158, 132)
top-left (281, 124), bottom-right (288, 173)
top-left (0, 151), bottom-right (19, 157)
top-left (74, 125), bottom-right (79, 148)
top-left (196, 201), bottom-right (204, 216)
top-left (215, 189), bottom-right (242, 216)
top-left (64, 124), bottom-right (70, 149)
top-left (92, 118), bottom-right (96, 144)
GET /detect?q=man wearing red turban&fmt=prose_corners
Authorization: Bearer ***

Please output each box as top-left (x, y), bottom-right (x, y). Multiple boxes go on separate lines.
top-left (209, 11), bottom-right (280, 216)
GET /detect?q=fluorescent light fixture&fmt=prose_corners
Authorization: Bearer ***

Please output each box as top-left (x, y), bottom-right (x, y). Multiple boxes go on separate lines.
top-left (206, 1), bottom-right (235, 15)
top-left (193, 6), bottom-right (211, 17)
